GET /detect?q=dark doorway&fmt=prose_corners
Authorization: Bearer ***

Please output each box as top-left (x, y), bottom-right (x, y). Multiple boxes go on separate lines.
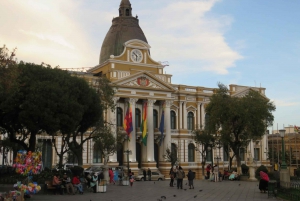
top-left (154, 143), bottom-right (159, 168)
top-left (136, 143), bottom-right (141, 168)
top-left (117, 142), bottom-right (123, 166)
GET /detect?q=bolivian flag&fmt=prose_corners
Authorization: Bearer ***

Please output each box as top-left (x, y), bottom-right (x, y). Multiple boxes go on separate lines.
top-left (123, 102), bottom-right (133, 138)
top-left (141, 102), bottom-right (147, 146)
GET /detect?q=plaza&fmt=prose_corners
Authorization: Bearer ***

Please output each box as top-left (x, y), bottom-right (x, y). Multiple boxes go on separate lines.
top-left (0, 180), bottom-right (278, 201)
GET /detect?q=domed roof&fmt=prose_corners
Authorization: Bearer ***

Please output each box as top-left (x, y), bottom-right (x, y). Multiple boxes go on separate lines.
top-left (99, 0), bottom-right (148, 64)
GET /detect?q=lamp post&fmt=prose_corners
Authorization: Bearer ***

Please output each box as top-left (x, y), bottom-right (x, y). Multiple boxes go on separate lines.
top-left (124, 150), bottom-right (132, 175)
top-left (279, 129), bottom-right (287, 169)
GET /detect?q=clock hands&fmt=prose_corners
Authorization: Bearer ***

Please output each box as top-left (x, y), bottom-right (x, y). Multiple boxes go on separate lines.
top-left (133, 52), bottom-right (138, 60)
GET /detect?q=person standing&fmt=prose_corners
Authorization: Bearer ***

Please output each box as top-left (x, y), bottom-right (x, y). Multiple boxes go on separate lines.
top-left (176, 166), bottom-right (185, 189)
top-left (90, 173), bottom-right (98, 193)
top-left (206, 164), bottom-right (211, 179)
top-left (214, 164), bottom-right (219, 182)
top-left (187, 169), bottom-right (194, 189)
top-left (169, 168), bottom-right (175, 187)
top-left (143, 169), bottom-right (146, 181)
top-left (259, 171), bottom-right (269, 193)
top-left (62, 173), bottom-right (75, 195)
top-left (109, 168), bottom-right (115, 185)
top-left (147, 168), bottom-right (152, 181)
top-left (129, 172), bottom-right (134, 187)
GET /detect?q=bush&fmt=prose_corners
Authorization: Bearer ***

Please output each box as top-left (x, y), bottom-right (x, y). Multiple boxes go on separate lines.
top-left (241, 164), bottom-right (249, 175)
top-left (255, 165), bottom-right (268, 180)
top-left (70, 166), bottom-right (84, 176)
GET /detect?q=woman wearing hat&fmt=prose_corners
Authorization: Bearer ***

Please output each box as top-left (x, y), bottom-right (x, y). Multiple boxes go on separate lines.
top-left (90, 173), bottom-right (98, 193)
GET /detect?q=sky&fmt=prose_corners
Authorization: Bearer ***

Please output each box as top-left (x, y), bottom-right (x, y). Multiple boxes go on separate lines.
top-left (1, 0), bottom-right (299, 131)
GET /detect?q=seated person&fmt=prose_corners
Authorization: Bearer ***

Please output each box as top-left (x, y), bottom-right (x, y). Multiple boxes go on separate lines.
top-left (72, 175), bottom-right (83, 194)
top-left (62, 173), bottom-right (74, 195)
top-left (52, 174), bottom-right (63, 195)
top-left (223, 170), bottom-right (230, 180)
top-left (229, 171), bottom-right (238, 180)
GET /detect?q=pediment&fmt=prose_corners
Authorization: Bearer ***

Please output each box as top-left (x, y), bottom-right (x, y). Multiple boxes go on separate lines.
top-left (232, 88), bottom-right (268, 99)
top-left (113, 72), bottom-right (175, 91)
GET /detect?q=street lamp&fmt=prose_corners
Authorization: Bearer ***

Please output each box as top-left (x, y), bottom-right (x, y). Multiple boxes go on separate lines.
top-left (123, 150), bottom-right (132, 175)
top-left (279, 129), bottom-right (287, 169)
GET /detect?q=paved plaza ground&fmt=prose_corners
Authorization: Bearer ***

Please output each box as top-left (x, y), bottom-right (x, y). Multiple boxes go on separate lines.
top-left (0, 179), bottom-right (282, 201)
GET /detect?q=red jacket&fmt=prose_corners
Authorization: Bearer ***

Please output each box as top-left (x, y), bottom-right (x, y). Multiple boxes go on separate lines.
top-left (72, 176), bottom-right (80, 185)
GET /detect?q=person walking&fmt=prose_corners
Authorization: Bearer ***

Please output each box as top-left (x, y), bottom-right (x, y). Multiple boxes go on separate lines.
top-left (187, 169), bottom-right (194, 189)
top-left (129, 172), bottom-right (134, 187)
top-left (176, 166), bottom-right (185, 189)
top-left (147, 168), bottom-right (152, 181)
top-left (109, 168), bottom-right (115, 185)
top-left (62, 173), bottom-right (75, 195)
top-left (143, 169), bottom-right (147, 181)
top-left (90, 173), bottom-right (98, 193)
top-left (169, 168), bottom-right (175, 187)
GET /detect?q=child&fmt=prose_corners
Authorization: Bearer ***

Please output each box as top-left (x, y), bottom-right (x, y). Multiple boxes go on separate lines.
top-left (129, 173), bottom-right (134, 187)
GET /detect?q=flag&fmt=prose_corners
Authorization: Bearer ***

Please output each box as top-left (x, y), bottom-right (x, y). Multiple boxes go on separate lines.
top-left (295, 125), bottom-right (299, 133)
top-left (123, 102), bottom-right (133, 138)
top-left (159, 102), bottom-right (165, 146)
top-left (141, 102), bottom-right (147, 146)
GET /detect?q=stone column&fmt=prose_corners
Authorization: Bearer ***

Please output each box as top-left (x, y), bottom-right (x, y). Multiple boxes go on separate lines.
top-left (183, 101), bottom-right (187, 129)
top-left (109, 97), bottom-right (119, 162)
top-left (179, 101), bottom-right (183, 129)
top-left (128, 98), bottom-right (138, 162)
top-left (201, 103), bottom-right (205, 128)
top-left (164, 100), bottom-right (172, 152)
top-left (197, 102), bottom-right (201, 129)
top-left (147, 99), bottom-right (156, 162)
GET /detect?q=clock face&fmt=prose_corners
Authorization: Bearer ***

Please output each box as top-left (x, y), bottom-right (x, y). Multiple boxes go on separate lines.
top-left (131, 49), bottom-right (143, 63)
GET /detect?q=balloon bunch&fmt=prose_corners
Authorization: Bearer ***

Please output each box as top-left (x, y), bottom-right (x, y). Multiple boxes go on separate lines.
top-left (14, 182), bottom-right (41, 195)
top-left (13, 150), bottom-right (42, 175)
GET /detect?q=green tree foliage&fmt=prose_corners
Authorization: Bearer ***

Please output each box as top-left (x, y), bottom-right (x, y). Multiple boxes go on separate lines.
top-left (192, 128), bottom-right (215, 177)
top-left (163, 147), bottom-right (178, 167)
top-left (205, 83), bottom-right (275, 173)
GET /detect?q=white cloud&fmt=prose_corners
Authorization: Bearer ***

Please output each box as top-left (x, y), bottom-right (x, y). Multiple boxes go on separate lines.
top-left (272, 99), bottom-right (300, 107)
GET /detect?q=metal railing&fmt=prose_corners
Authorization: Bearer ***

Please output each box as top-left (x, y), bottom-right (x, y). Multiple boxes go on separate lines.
top-left (277, 181), bottom-right (300, 201)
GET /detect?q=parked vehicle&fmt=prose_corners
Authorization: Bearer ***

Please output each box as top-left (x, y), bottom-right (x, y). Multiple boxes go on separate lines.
top-left (52, 163), bottom-right (78, 172)
top-left (84, 166), bottom-right (103, 176)
top-left (134, 170), bottom-right (165, 181)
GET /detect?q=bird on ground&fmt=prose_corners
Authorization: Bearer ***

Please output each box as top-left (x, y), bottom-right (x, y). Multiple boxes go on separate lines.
top-left (186, 183), bottom-right (187, 185)
top-left (154, 182), bottom-right (155, 184)
top-left (157, 199), bottom-right (162, 201)
top-left (199, 190), bottom-right (203, 192)
top-left (173, 195), bottom-right (176, 197)
top-left (161, 196), bottom-right (166, 199)
top-left (184, 189), bottom-right (187, 191)
top-left (194, 195), bottom-right (197, 198)
top-left (239, 184), bottom-right (241, 186)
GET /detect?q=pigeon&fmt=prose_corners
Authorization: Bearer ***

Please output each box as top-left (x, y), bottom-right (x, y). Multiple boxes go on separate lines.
top-left (161, 196), bottom-right (166, 199)
top-left (157, 199), bottom-right (162, 201)
top-left (186, 183), bottom-right (187, 185)
top-left (173, 195), bottom-right (176, 197)
top-left (199, 190), bottom-right (203, 192)
top-left (184, 189), bottom-right (187, 191)
top-left (239, 184), bottom-right (241, 186)
top-left (194, 195), bottom-right (197, 198)
top-left (154, 182), bottom-right (155, 184)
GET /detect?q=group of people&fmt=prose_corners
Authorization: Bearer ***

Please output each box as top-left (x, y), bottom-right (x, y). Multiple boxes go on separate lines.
top-left (142, 168), bottom-right (152, 181)
top-left (169, 166), bottom-right (195, 190)
top-left (52, 173), bottom-right (84, 195)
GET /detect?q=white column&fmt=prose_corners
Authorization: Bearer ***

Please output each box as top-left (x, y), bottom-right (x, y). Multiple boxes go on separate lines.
top-left (197, 102), bottom-right (201, 129)
top-left (128, 98), bottom-right (138, 162)
top-left (164, 100), bottom-right (172, 153)
top-left (201, 103), bottom-right (205, 128)
top-left (109, 97), bottom-right (119, 162)
top-left (179, 101), bottom-right (183, 129)
top-left (147, 99), bottom-right (156, 162)
top-left (183, 101), bottom-right (187, 129)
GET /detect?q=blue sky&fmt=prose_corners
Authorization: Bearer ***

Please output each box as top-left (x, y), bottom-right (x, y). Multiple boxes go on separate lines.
top-left (0, 0), bottom-right (299, 131)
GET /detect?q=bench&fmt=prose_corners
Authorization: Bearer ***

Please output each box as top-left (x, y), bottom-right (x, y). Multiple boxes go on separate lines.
top-left (44, 181), bottom-right (66, 194)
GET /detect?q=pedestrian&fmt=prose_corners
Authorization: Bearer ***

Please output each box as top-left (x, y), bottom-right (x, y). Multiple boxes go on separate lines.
top-left (206, 164), bottom-right (211, 179)
top-left (176, 166), bottom-right (185, 189)
top-left (143, 169), bottom-right (147, 181)
top-left (259, 171), bottom-right (269, 193)
top-left (90, 173), bottom-right (98, 193)
top-left (62, 173), bottom-right (75, 195)
top-left (169, 167), bottom-right (174, 187)
top-left (147, 168), bottom-right (151, 181)
top-left (129, 172), bottom-right (134, 187)
top-left (187, 169), bottom-right (194, 189)
top-left (214, 164), bottom-right (219, 182)
top-left (109, 168), bottom-right (115, 185)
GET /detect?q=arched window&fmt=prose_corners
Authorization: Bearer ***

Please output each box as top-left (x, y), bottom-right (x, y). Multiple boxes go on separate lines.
top-left (170, 111), bottom-right (176, 129)
top-left (171, 143), bottom-right (177, 159)
top-left (93, 144), bottom-right (102, 163)
top-left (117, 107), bottom-right (123, 127)
top-left (135, 108), bottom-right (141, 128)
top-left (153, 109), bottom-right (158, 128)
top-left (187, 112), bottom-right (194, 130)
top-left (126, 9), bottom-right (129, 16)
top-left (188, 143), bottom-right (195, 162)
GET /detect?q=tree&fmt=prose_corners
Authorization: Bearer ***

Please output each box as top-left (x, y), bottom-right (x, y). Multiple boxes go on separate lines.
top-left (163, 147), bottom-right (178, 167)
top-left (205, 83), bottom-right (275, 173)
top-left (192, 128), bottom-right (215, 178)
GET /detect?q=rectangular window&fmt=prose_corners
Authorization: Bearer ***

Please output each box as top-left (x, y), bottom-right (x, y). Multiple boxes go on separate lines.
top-left (240, 148), bottom-right (245, 161)
top-left (206, 149), bottom-right (212, 162)
top-left (223, 145), bottom-right (229, 161)
top-left (254, 148), bottom-right (260, 161)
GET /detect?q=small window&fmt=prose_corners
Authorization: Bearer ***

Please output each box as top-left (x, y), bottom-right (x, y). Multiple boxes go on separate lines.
top-left (117, 107), bottom-right (123, 127)
top-left (153, 109), bottom-right (158, 128)
top-left (170, 111), bottom-right (176, 129)
top-left (254, 148), bottom-right (260, 161)
top-left (126, 9), bottom-right (129, 16)
top-left (206, 149), bottom-right (212, 162)
top-left (188, 144), bottom-right (195, 162)
top-left (187, 112), bottom-right (194, 130)
top-left (135, 108), bottom-right (141, 128)
top-left (93, 145), bottom-right (102, 163)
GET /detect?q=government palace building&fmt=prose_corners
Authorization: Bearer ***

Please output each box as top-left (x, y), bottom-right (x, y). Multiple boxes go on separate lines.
top-left (1, 0), bottom-right (270, 178)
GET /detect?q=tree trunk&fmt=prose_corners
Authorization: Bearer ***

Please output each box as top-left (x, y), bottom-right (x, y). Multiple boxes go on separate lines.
top-left (73, 147), bottom-right (83, 166)
top-left (28, 133), bottom-right (36, 152)
top-left (236, 153), bottom-right (241, 174)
